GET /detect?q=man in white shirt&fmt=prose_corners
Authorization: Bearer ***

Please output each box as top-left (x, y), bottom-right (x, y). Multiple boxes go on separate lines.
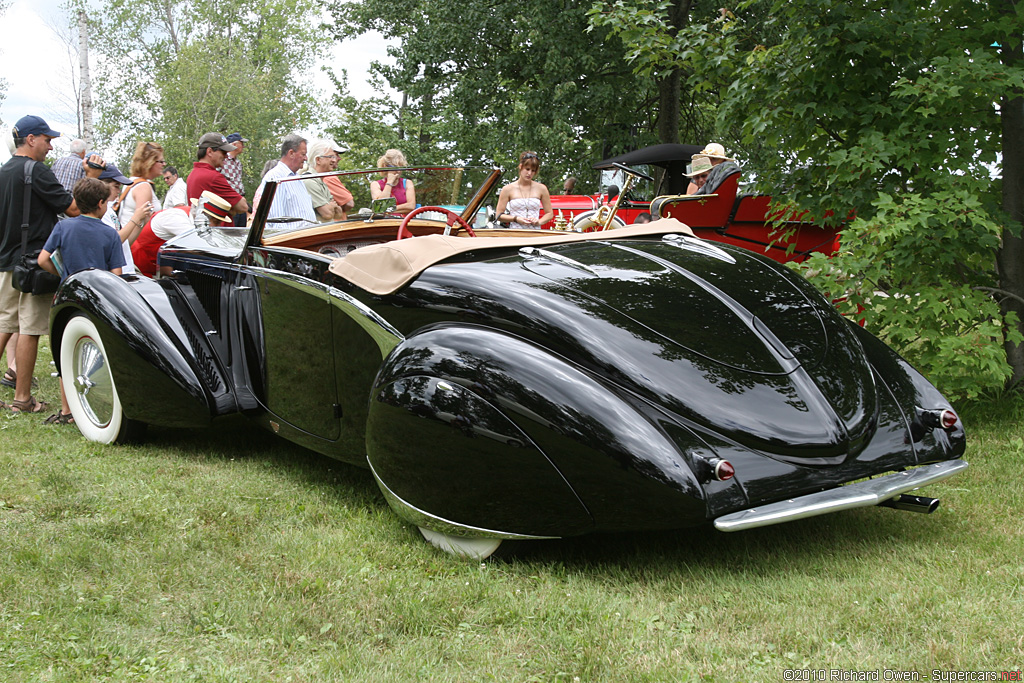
top-left (162, 166), bottom-right (188, 207)
top-left (252, 134), bottom-right (316, 226)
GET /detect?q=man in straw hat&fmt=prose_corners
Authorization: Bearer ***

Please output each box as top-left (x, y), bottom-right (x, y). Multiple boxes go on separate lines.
top-left (685, 156), bottom-right (714, 195)
top-left (693, 143), bottom-right (735, 165)
top-left (130, 191), bottom-right (232, 278)
top-left (692, 143), bottom-right (742, 196)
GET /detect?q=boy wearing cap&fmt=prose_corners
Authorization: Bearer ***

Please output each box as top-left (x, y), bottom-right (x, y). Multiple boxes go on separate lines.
top-left (39, 177), bottom-right (125, 281)
top-left (0, 115), bottom-right (104, 414)
top-left (36, 177), bottom-right (126, 423)
top-left (185, 132), bottom-right (248, 225)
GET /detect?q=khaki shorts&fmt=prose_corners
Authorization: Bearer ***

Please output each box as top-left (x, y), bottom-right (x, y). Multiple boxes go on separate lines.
top-left (0, 271), bottom-right (52, 336)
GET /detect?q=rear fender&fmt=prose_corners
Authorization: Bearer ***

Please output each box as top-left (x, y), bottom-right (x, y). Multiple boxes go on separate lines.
top-left (50, 271), bottom-right (219, 428)
top-left (368, 324), bottom-right (707, 536)
top-left (847, 322), bottom-right (965, 461)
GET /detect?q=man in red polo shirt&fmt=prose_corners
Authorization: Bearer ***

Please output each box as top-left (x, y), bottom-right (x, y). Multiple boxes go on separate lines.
top-left (185, 133), bottom-right (248, 225)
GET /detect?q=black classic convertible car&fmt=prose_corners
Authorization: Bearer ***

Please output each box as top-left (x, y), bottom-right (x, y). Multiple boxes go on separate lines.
top-left (49, 165), bottom-right (967, 559)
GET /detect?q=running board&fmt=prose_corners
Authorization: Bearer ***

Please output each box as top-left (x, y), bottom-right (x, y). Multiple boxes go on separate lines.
top-left (713, 460), bottom-right (968, 532)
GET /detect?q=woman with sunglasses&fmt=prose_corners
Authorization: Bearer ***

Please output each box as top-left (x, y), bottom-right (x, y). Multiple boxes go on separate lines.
top-left (495, 151), bottom-right (553, 229)
top-left (111, 142), bottom-right (164, 274)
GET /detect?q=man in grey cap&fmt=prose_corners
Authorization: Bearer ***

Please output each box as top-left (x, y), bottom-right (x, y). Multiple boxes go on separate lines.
top-left (0, 115), bottom-right (104, 414)
top-left (221, 132), bottom-right (249, 226)
top-left (185, 132), bottom-right (247, 224)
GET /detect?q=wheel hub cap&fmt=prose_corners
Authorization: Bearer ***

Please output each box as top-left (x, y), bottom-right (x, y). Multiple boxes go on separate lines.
top-left (72, 337), bottom-right (113, 427)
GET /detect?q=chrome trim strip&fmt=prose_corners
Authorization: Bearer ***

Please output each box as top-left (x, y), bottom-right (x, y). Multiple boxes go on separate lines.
top-left (662, 233), bottom-right (737, 263)
top-left (368, 458), bottom-right (559, 540)
top-left (327, 286), bottom-right (404, 357)
top-left (714, 460), bottom-right (968, 531)
top-left (519, 246), bottom-right (600, 276)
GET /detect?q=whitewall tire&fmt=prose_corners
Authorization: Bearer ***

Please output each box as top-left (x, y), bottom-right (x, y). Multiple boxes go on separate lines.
top-left (418, 527), bottom-right (502, 560)
top-left (60, 314), bottom-right (134, 444)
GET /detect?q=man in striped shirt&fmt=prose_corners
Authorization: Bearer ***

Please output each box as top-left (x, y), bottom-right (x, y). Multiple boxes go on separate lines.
top-left (51, 139), bottom-right (87, 192)
top-left (252, 134), bottom-right (315, 226)
top-left (220, 133), bottom-right (248, 226)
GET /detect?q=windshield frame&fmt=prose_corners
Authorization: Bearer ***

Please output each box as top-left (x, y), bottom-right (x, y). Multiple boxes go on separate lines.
top-left (246, 165), bottom-right (501, 249)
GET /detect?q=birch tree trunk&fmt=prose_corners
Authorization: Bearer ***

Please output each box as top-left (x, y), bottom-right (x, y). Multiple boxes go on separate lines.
top-left (77, 10), bottom-right (94, 147)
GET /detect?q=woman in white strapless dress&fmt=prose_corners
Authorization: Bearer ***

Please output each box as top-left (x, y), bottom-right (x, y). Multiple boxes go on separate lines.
top-left (495, 151), bottom-right (553, 229)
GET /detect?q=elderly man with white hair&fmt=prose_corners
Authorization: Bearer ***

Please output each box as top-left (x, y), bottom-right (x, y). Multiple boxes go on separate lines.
top-left (52, 138), bottom-right (89, 192)
top-left (301, 139), bottom-right (348, 222)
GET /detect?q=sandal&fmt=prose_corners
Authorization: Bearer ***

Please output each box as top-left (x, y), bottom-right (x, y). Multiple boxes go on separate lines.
top-left (44, 411), bottom-right (75, 425)
top-left (0, 369), bottom-right (36, 390)
top-left (8, 396), bottom-right (50, 414)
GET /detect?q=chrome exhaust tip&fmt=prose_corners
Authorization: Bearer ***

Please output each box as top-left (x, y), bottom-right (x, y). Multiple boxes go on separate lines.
top-left (878, 494), bottom-right (940, 514)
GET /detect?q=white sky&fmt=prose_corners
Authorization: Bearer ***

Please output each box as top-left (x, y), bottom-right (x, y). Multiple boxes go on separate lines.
top-left (0, 0), bottom-right (397, 161)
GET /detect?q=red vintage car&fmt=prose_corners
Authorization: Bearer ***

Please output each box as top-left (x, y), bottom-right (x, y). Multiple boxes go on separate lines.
top-left (547, 144), bottom-right (842, 264)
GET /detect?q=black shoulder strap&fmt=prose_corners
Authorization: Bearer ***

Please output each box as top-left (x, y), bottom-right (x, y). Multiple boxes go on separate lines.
top-left (21, 159), bottom-right (36, 257)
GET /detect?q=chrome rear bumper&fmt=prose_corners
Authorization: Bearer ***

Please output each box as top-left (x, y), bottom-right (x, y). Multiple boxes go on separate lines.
top-left (713, 460), bottom-right (968, 532)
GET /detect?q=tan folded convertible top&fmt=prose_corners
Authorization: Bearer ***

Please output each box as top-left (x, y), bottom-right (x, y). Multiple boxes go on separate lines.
top-left (328, 218), bottom-right (695, 295)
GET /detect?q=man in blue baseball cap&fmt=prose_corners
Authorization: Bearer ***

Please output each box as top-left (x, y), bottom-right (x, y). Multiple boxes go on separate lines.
top-left (0, 115), bottom-right (105, 414)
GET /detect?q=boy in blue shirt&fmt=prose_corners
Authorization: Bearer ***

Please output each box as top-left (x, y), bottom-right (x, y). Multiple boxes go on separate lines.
top-left (37, 177), bottom-right (126, 425)
top-left (39, 177), bottom-right (125, 281)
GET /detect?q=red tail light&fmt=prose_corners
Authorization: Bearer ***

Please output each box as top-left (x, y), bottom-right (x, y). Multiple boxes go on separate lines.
top-left (920, 408), bottom-right (959, 432)
top-left (713, 460), bottom-right (735, 481)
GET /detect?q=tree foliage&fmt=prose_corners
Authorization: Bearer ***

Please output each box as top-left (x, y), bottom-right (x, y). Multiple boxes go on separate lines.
top-left (327, 0), bottom-right (682, 191)
top-left (79, 0), bottom-right (324, 193)
top-left (599, 0), bottom-right (1024, 399)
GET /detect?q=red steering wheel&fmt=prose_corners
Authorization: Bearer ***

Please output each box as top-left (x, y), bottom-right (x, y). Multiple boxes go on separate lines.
top-left (397, 206), bottom-right (477, 240)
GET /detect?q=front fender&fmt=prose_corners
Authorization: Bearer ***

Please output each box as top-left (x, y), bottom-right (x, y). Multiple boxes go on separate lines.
top-left (367, 324), bottom-right (707, 537)
top-left (50, 271), bottom-right (215, 428)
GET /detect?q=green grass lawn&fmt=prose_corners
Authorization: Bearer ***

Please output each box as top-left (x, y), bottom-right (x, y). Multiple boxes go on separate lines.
top-left (1, 363), bottom-right (1022, 682)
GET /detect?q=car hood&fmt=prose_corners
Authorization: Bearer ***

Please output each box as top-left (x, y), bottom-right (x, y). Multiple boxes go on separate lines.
top-left (403, 237), bottom-right (879, 463)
